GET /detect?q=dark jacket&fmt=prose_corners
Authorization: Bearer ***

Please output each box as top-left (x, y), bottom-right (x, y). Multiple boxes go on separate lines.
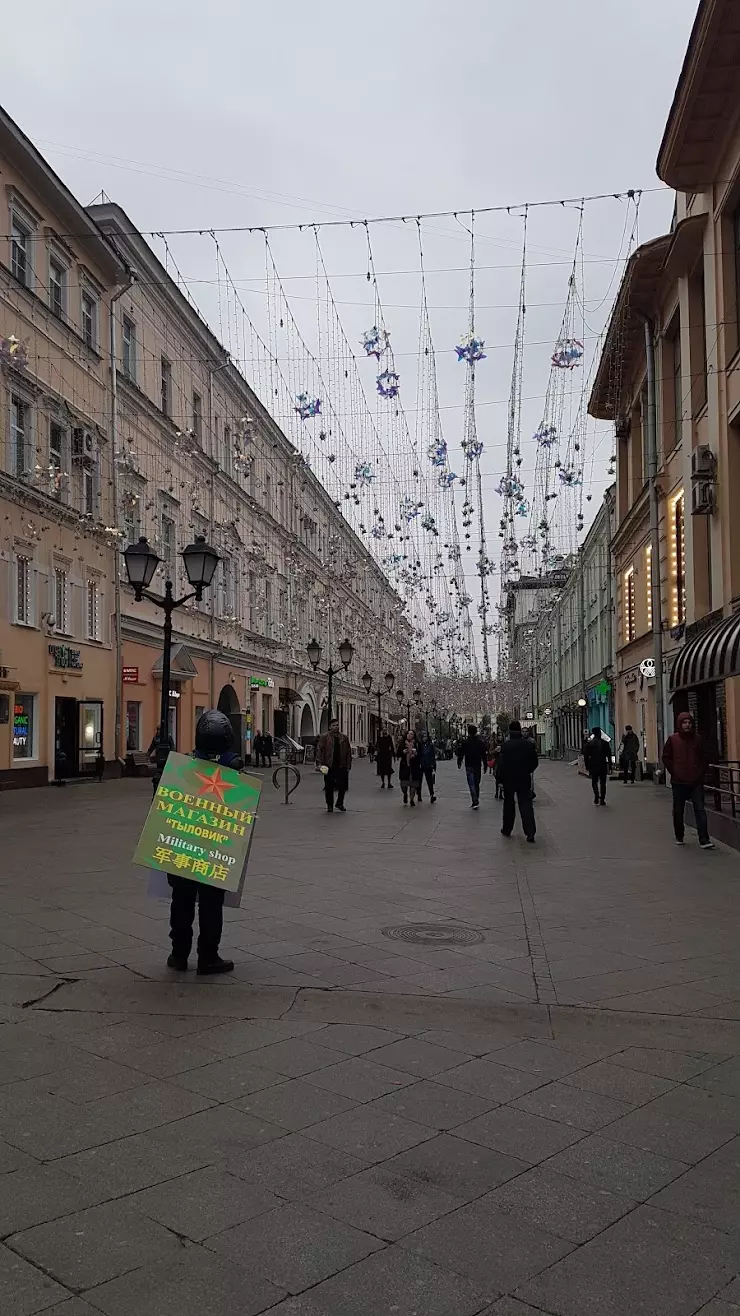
top-left (376, 733), bottom-right (395, 776)
top-left (662, 714), bottom-right (707, 785)
top-left (457, 735), bottom-right (487, 773)
top-left (418, 740), bottom-right (437, 771)
top-left (496, 732), bottom-right (538, 791)
top-left (621, 731), bottom-right (640, 759)
top-left (584, 735), bottom-right (612, 774)
top-left (317, 731), bottom-right (352, 773)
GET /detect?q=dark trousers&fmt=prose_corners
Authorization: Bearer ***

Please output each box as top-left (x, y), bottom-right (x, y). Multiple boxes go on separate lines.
top-left (502, 788), bottom-right (536, 838)
top-left (421, 766), bottom-right (436, 798)
top-left (466, 768), bottom-right (481, 804)
top-left (169, 875), bottom-right (224, 962)
top-left (591, 769), bottom-right (607, 802)
top-left (672, 782), bottom-right (709, 843)
top-left (622, 757), bottom-right (637, 783)
top-left (324, 768), bottom-right (347, 810)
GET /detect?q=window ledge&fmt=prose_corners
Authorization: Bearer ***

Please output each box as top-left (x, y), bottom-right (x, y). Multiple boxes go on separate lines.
top-left (12, 620), bottom-right (38, 631)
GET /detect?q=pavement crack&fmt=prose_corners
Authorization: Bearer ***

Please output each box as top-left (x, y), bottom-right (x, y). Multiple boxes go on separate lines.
top-left (20, 978), bottom-right (74, 1010)
top-left (277, 987), bottom-right (302, 1018)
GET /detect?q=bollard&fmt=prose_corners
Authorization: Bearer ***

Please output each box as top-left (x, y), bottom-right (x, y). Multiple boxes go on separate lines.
top-left (272, 764), bottom-right (301, 804)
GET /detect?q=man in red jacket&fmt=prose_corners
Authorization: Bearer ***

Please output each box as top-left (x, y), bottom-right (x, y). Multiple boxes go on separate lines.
top-left (661, 712), bottom-right (714, 849)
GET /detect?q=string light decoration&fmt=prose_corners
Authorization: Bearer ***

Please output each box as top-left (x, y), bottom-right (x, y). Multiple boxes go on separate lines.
top-left (376, 368), bottom-right (400, 399)
top-left (0, 334), bottom-right (29, 368)
top-left (455, 333), bottom-right (486, 363)
top-left (534, 424), bottom-right (558, 448)
top-left (360, 326), bottom-right (390, 358)
top-left (551, 338), bottom-right (584, 370)
top-left (294, 392), bottom-right (322, 419)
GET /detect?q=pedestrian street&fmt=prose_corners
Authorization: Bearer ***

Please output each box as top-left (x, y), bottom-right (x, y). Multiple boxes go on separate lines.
top-left (0, 758), bottom-right (739, 1315)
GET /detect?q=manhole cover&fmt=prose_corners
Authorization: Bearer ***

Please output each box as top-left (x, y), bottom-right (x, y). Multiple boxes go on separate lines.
top-left (383, 923), bottom-right (485, 946)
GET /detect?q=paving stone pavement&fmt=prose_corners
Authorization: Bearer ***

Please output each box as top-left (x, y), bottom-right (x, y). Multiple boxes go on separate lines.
top-left (0, 759), bottom-right (739, 1314)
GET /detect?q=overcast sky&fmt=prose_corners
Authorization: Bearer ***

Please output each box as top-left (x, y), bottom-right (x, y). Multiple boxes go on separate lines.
top-left (3, 0), bottom-right (698, 628)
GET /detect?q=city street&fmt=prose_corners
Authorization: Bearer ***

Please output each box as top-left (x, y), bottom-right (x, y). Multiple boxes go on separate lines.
top-left (0, 759), bottom-right (739, 1314)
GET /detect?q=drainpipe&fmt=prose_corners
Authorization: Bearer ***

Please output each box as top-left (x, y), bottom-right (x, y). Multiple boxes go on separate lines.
top-left (109, 272), bottom-right (136, 766)
top-left (643, 317), bottom-right (666, 768)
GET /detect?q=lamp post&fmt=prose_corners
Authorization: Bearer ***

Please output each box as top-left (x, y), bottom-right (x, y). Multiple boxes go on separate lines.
top-left (307, 636), bottom-right (353, 723)
top-left (413, 688), bottom-right (422, 731)
top-left (577, 694), bottom-right (588, 744)
top-left (124, 535), bottom-right (220, 774)
top-left (396, 687), bottom-right (410, 726)
top-left (362, 669), bottom-right (395, 738)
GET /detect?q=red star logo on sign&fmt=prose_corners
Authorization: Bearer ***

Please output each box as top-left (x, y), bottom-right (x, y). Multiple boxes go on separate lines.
top-left (193, 765), bottom-right (235, 804)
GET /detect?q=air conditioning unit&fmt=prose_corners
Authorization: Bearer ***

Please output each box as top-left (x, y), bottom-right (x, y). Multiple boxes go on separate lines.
top-left (691, 481), bottom-right (715, 515)
top-left (691, 445), bottom-right (716, 479)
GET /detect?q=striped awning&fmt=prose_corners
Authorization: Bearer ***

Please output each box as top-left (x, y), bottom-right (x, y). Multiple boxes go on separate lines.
top-left (670, 612), bottom-right (740, 691)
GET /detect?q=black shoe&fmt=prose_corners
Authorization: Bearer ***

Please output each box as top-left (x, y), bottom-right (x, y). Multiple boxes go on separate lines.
top-left (167, 953), bottom-right (188, 971)
top-left (337, 804), bottom-right (346, 812)
top-left (327, 806), bottom-right (334, 813)
top-left (594, 798), bottom-right (600, 805)
top-left (197, 956), bottom-right (234, 976)
top-left (430, 795), bottom-right (437, 803)
top-left (388, 783), bottom-right (393, 789)
top-left (380, 782), bottom-right (385, 789)
top-left (501, 829), bottom-right (511, 837)
top-left (526, 835), bottom-right (535, 843)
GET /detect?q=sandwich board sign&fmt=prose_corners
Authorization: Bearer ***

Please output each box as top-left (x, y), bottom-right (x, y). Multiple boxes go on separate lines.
top-left (133, 751), bottom-right (260, 907)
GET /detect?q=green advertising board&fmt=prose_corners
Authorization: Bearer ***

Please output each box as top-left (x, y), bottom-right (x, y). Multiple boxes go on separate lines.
top-left (133, 752), bottom-right (261, 898)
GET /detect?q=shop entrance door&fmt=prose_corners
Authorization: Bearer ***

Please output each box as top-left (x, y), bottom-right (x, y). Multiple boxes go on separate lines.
top-left (54, 697), bottom-right (78, 779)
top-left (78, 701), bottom-right (103, 776)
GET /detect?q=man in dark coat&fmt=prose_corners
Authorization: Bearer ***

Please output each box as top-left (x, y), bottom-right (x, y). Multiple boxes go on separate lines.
top-left (496, 720), bottom-right (538, 841)
top-left (584, 727), bottom-right (612, 805)
top-left (375, 728), bottom-right (395, 788)
top-left (619, 725), bottom-right (640, 784)
top-left (457, 724), bottom-right (488, 808)
top-left (317, 718), bottom-right (352, 812)
top-left (662, 712), bottom-right (714, 848)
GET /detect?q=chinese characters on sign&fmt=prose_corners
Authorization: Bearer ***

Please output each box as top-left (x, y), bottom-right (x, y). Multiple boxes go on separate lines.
top-left (48, 645), bottom-right (82, 670)
top-left (133, 751), bottom-right (261, 901)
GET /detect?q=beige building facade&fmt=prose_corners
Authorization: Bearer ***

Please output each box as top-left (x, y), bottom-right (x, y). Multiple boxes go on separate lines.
top-left (0, 110), bottom-right (126, 786)
top-left (590, 0), bottom-right (740, 773)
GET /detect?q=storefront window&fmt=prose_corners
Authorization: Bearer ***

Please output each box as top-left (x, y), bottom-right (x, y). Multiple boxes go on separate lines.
top-left (13, 694), bottom-right (35, 759)
top-left (126, 701), bottom-right (141, 751)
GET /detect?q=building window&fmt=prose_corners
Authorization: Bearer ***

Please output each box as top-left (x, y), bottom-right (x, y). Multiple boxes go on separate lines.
top-left (11, 216), bottom-right (30, 286)
top-left (161, 513), bottom-right (176, 580)
top-left (645, 545), bottom-right (653, 631)
top-left (122, 488), bottom-right (141, 549)
top-left (671, 491), bottom-right (686, 626)
top-left (223, 424), bottom-right (231, 476)
top-left (81, 290), bottom-right (98, 350)
top-left (83, 465), bottom-right (95, 518)
top-left (49, 256), bottom-right (66, 318)
top-left (264, 580), bottom-right (272, 634)
top-left (125, 701), bottom-right (141, 751)
top-left (86, 579), bottom-right (100, 640)
top-left (671, 326), bottom-right (682, 451)
top-left (54, 567), bottom-right (68, 633)
top-left (624, 567), bottom-right (635, 643)
top-left (733, 204), bottom-right (740, 351)
top-left (49, 423), bottom-right (65, 498)
top-left (161, 357), bottom-right (172, 416)
top-left (122, 316), bottom-right (136, 381)
top-left (192, 392), bottom-right (202, 441)
top-left (11, 396), bottom-right (29, 478)
top-left (219, 556), bottom-right (237, 619)
top-left (16, 554), bottom-right (32, 624)
top-left (13, 694), bottom-right (36, 760)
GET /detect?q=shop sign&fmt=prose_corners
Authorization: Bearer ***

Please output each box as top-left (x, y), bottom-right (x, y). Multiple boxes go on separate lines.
top-left (639, 658), bottom-right (656, 678)
top-left (134, 751), bottom-right (262, 905)
top-left (13, 701), bottom-right (30, 751)
top-left (588, 679), bottom-right (611, 702)
top-left (48, 644), bottom-right (82, 670)
top-left (122, 667), bottom-right (139, 684)
top-left (250, 677), bottom-right (274, 689)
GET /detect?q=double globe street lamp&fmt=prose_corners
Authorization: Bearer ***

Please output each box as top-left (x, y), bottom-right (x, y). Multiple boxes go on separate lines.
top-left (396, 685), bottom-right (420, 727)
top-left (123, 534), bottom-right (220, 772)
top-left (306, 637), bottom-right (353, 723)
top-left (362, 669), bottom-right (395, 735)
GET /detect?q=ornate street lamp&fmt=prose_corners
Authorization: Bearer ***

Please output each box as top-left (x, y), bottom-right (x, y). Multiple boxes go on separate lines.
top-left (307, 637), bottom-right (353, 722)
top-left (124, 534), bottom-right (220, 774)
top-left (363, 669), bottom-right (395, 734)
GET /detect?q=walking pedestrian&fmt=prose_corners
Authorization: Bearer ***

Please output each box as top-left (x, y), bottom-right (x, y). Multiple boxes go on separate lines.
top-left (317, 717), bottom-right (352, 812)
top-left (263, 733), bottom-right (274, 767)
top-left (375, 727), bottom-right (395, 789)
top-left (457, 724), bottom-right (487, 808)
top-left (495, 726), bottom-right (534, 836)
top-left (252, 733), bottom-right (264, 768)
top-left (418, 730), bottom-right (437, 802)
top-left (398, 730), bottom-right (421, 806)
top-left (167, 710), bottom-right (239, 976)
top-left (584, 727), bottom-right (612, 805)
top-left (496, 720), bottom-right (538, 840)
top-left (662, 712), bottom-right (715, 849)
top-left (147, 730), bottom-right (175, 795)
top-left (619, 725), bottom-right (640, 783)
